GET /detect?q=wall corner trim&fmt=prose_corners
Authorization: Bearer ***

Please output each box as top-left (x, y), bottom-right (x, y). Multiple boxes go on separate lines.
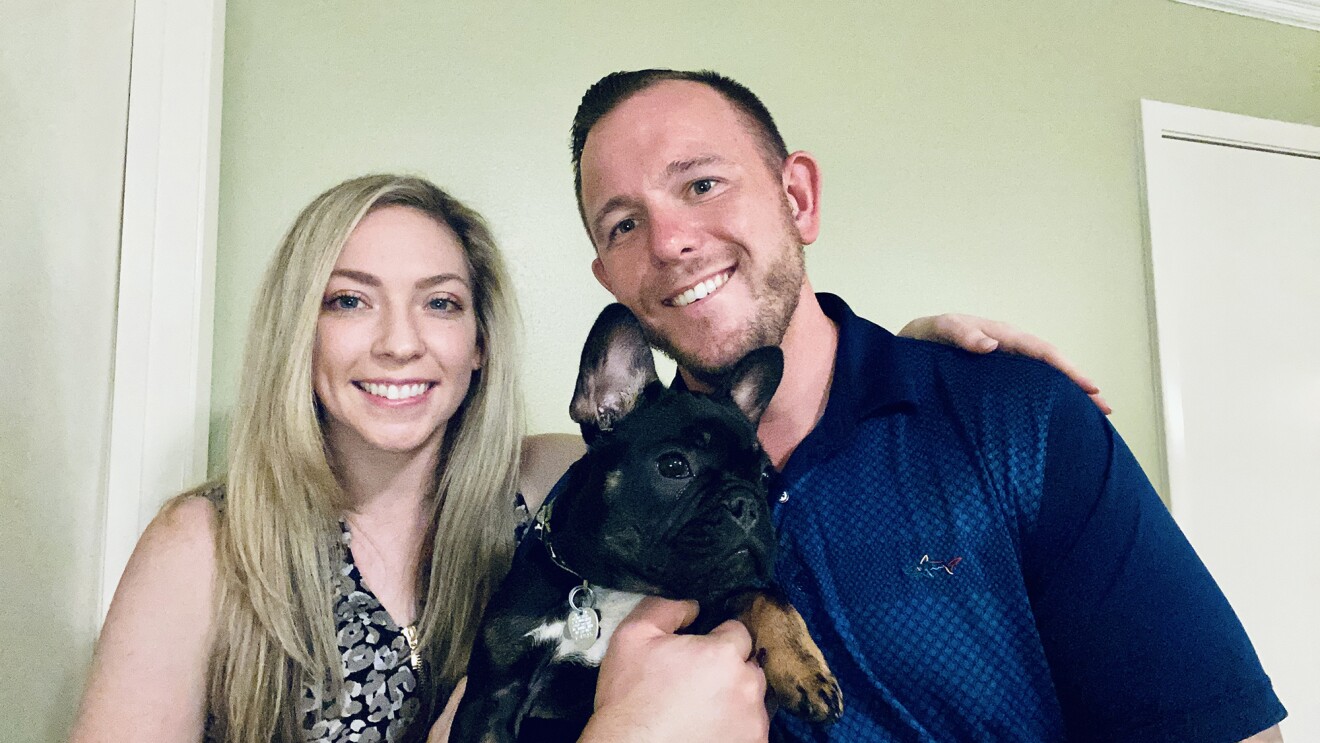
top-left (1172, 0), bottom-right (1320, 31)
top-left (101, 0), bottom-right (227, 620)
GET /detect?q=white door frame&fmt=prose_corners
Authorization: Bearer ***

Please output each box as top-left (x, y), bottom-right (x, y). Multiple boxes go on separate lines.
top-left (1140, 99), bottom-right (1320, 521)
top-left (101, 0), bottom-right (227, 618)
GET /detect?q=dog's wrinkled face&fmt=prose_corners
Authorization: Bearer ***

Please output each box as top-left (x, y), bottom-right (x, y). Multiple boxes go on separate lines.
top-left (553, 304), bottom-right (783, 600)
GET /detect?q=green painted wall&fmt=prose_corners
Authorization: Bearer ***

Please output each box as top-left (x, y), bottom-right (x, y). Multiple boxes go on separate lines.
top-left (211, 0), bottom-right (1320, 500)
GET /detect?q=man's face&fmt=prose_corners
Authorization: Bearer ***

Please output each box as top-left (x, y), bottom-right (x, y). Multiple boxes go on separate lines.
top-left (579, 81), bottom-right (812, 380)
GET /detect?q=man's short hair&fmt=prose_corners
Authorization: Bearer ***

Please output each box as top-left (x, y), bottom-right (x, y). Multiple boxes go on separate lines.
top-left (570, 69), bottom-right (790, 234)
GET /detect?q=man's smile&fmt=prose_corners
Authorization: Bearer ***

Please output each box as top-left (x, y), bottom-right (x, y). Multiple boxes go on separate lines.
top-left (663, 268), bottom-right (734, 308)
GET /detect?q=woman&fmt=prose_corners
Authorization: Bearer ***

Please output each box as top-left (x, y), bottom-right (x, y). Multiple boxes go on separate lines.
top-left (73, 175), bottom-right (529, 742)
top-left (71, 174), bottom-right (1104, 743)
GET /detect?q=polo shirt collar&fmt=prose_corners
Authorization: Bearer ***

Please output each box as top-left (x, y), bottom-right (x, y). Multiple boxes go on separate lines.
top-left (816, 292), bottom-right (918, 425)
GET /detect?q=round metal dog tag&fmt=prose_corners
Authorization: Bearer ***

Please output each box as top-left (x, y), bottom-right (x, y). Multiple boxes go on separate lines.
top-left (565, 584), bottom-right (601, 644)
top-left (566, 606), bottom-right (601, 643)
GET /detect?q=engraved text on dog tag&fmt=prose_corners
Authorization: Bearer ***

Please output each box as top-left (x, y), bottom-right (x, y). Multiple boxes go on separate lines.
top-left (565, 583), bottom-right (601, 645)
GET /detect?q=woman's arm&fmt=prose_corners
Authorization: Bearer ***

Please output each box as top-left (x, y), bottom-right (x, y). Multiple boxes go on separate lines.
top-left (70, 496), bottom-right (219, 742)
top-left (518, 433), bottom-right (586, 513)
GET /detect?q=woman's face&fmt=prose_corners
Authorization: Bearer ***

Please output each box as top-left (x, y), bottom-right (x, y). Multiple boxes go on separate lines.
top-left (313, 205), bottom-right (483, 460)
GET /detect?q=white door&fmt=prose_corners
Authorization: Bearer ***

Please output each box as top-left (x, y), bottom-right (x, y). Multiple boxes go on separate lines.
top-left (1143, 100), bottom-right (1320, 738)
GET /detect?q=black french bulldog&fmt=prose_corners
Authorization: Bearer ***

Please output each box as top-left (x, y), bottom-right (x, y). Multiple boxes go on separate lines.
top-left (447, 304), bottom-right (842, 743)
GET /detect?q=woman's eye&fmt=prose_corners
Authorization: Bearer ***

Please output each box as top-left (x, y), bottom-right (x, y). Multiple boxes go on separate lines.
top-left (692, 179), bottom-right (715, 195)
top-left (428, 296), bottom-right (459, 312)
top-left (326, 294), bottom-right (361, 310)
top-left (656, 452), bottom-right (693, 479)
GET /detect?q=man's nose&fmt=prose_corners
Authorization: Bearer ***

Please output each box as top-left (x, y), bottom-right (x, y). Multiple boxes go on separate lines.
top-left (647, 209), bottom-right (702, 265)
top-left (372, 304), bottom-right (423, 361)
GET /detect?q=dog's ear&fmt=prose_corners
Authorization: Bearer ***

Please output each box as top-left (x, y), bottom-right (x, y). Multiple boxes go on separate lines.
top-left (721, 346), bottom-right (784, 429)
top-left (570, 304), bottom-right (659, 439)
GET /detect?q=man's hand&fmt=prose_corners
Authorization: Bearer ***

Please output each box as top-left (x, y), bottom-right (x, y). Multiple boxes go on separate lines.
top-left (899, 313), bottom-right (1112, 414)
top-left (581, 596), bottom-right (770, 743)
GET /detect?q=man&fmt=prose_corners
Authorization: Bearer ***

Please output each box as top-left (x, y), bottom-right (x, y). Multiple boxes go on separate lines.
top-left (570, 69), bottom-right (1285, 742)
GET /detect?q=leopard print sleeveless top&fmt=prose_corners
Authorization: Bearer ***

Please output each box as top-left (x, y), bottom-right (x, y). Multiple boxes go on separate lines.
top-left (202, 489), bottom-right (424, 743)
top-left (295, 524), bottom-right (423, 742)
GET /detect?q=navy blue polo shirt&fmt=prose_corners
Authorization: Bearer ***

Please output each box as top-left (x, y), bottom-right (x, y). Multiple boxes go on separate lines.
top-left (762, 294), bottom-right (1284, 741)
top-left (528, 294), bottom-right (1285, 742)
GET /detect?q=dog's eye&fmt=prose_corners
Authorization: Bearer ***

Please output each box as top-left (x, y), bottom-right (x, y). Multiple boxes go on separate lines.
top-left (656, 452), bottom-right (693, 479)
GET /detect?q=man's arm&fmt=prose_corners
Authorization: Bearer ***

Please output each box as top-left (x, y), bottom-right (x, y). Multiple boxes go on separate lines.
top-left (1022, 375), bottom-right (1285, 741)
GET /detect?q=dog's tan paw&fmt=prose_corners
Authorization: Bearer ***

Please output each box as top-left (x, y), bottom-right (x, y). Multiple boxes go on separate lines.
top-left (768, 657), bottom-right (844, 723)
top-left (735, 591), bottom-right (845, 725)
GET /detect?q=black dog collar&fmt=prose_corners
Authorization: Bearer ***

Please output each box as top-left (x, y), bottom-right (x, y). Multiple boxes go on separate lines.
top-left (531, 499), bottom-right (603, 645)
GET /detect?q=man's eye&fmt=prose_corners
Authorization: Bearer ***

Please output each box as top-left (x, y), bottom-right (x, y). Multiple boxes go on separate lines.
top-left (692, 179), bottom-right (715, 195)
top-left (611, 218), bottom-right (637, 241)
top-left (656, 452), bottom-right (693, 479)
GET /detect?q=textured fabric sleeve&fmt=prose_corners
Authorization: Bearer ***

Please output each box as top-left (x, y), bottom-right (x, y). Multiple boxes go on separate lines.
top-left (1024, 376), bottom-right (1286, 742)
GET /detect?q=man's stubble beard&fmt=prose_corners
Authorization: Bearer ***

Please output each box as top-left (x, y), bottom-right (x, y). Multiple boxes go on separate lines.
top-left (643, 228), bottom-right (806, 388)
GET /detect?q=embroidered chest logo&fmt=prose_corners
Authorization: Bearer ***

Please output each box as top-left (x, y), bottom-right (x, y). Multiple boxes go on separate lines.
top-left (911, 554), bottom-right (963, 578)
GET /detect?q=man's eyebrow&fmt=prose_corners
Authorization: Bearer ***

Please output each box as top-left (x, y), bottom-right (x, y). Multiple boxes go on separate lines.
top-left (665, 155), bottom-right (725, 177)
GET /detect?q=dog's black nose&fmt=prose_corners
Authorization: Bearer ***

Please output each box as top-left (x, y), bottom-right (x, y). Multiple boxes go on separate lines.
top-left (725, 496), bottom-right (759, 531)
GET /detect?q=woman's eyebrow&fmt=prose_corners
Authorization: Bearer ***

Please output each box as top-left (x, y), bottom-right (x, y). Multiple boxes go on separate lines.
top-left (329, 269), bottom-right (380, 286)
top-left (327, 270), bottom-right (469, 290)
top-left (415, 273), bottom-right (470, 290)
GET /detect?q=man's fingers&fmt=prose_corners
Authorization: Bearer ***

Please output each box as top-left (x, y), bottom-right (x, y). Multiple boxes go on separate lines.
top-left (620, 596), bottom-right (701, 636)
top-left (707, 618), bottom-right (755, 661)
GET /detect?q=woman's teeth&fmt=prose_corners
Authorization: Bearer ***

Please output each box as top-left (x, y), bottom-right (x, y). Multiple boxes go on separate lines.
top-left (671, 271), bottom-right (730, 308)
top-left (361, 382), bottom-right (429, 400)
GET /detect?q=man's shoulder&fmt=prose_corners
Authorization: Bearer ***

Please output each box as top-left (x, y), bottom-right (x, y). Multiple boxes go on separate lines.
top-left (890, 335), bottom-right (1077, 413)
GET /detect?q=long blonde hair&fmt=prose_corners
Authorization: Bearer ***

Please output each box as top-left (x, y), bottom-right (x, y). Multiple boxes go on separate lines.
top-left (205, 174), bottom-right (523, 742)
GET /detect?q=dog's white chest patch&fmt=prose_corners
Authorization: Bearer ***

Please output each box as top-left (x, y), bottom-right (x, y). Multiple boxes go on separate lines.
top-left (525, 588), bottom-right (646, 665)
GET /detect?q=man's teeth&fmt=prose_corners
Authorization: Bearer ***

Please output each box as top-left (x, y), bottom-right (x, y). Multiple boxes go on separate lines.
top-left (362, 382), bottom-right (429, 400)
top-left (671, 272), bottom-right (729, 308)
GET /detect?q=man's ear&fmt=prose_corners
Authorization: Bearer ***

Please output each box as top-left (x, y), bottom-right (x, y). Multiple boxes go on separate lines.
top-left (591, 256), bottom-right (614, 295)
top-left (782, 150), bottom-right (822, 245)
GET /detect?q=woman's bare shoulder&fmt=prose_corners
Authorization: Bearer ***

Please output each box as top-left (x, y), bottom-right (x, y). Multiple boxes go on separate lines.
top-left (70, 493), bottom-right (220, 741)
top-left (518, 433), bottom-right (585, 513)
